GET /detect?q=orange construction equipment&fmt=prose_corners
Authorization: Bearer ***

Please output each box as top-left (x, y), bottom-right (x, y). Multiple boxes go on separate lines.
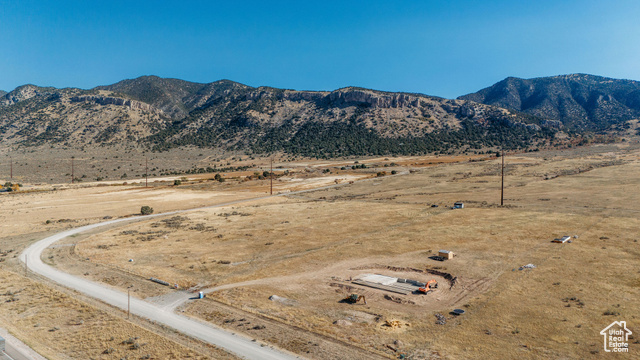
top-left (418, 280), bottom-right (438, 294)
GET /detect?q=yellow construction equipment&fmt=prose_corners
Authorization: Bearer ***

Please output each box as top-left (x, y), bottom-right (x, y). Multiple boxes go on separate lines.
top-left (344, 294), bottom-right (367, 304)
top-left (418, 280), bottom-right (438, 294)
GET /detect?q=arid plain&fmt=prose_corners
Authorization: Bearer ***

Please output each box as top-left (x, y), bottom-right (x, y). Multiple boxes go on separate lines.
top-left (1, 141), bottom-right (639, 359)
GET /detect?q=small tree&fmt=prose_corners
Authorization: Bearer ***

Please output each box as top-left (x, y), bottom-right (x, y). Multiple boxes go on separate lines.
top-left (141, 206), bottom-right (154, 215)
top-left (173, 179), bottom-right (182, 186)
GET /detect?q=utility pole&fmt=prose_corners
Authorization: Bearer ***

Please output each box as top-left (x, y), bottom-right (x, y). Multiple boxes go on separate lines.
top-left (71, 156), bottom-right (75, 184)
top-left (270, 157), bottom-right (273, 195)
top-left (500, 149), bottom-right (505, 206)
top-left (145, 157), bottom-right (148, 188)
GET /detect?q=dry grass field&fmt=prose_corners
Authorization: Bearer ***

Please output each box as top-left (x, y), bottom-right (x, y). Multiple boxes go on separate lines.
top-left (1, 141), bottom-right (639, 359)
top-left (1, 145), bottom-right (421, 186)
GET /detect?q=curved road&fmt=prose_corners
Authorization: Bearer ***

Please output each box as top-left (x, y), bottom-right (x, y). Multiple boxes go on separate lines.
top-left (19, 174), bottom-right (405, 359)
top-left (20, 197), bottom-right (302, 360)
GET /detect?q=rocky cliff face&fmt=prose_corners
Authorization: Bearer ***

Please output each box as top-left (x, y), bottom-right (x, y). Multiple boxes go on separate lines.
top-left (247, 88), bottom-right (426, 109)
top-left (71, 95), bottom-right (160, 113)
top-left (325, 88), bottom-right (424, 108)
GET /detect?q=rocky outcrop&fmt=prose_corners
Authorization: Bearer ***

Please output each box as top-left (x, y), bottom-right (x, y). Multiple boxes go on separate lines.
top-left (1, 85), bottom-right (44, 106)
top-left (246, 88), bottom-right (426, 109)
top-left (541, 119), bottom-right (563, 129)
top-left (70, 96), bottom-right (160, 113)
top-left (249, 88), bottom-right (424, 109)
top-left (282, 91), bottom-right (325, 102)
top-left (325, 89), bottom-right (423, 108)
top-left (457, 102), bottom-right (488, 118)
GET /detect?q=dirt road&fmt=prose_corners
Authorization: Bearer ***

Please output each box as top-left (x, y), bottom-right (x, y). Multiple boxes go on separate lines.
top-left (21, 207), bottom-right (302, 360)
top-left (18, 168), bottom-right (415, 359)
top-left (18, 177), bottom-right (383, 359)
top-left (0, 328), bottom-right (47, 360)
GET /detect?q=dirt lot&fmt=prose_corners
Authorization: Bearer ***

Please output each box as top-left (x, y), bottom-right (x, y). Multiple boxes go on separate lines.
top-left (2, 142), bottom-right (640, 359)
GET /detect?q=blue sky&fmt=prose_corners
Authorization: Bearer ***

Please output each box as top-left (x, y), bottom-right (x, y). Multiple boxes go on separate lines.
top-left (1, 0), bottom-right (639, 98)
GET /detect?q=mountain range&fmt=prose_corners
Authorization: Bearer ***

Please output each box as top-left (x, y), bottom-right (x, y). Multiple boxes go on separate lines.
top-left (1, 73), bottom-right (637, 157)
top-left (459, 74), bottom-right (640, 131)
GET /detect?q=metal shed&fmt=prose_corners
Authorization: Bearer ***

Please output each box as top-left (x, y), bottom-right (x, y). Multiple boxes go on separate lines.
top-left (552, 236), bottom-right (571, 243)
top-left (439, 250), bottom-right (454, 260)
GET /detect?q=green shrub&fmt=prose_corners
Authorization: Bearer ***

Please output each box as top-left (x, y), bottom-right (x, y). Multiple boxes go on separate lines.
top-left (141, 206), bottom-right (154, 215)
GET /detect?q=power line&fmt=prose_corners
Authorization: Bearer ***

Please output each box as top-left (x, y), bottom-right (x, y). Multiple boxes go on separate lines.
top-left (145, 157), bottom-right (148, 188)
top-left (501, 149), bottom-right (505, 206)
